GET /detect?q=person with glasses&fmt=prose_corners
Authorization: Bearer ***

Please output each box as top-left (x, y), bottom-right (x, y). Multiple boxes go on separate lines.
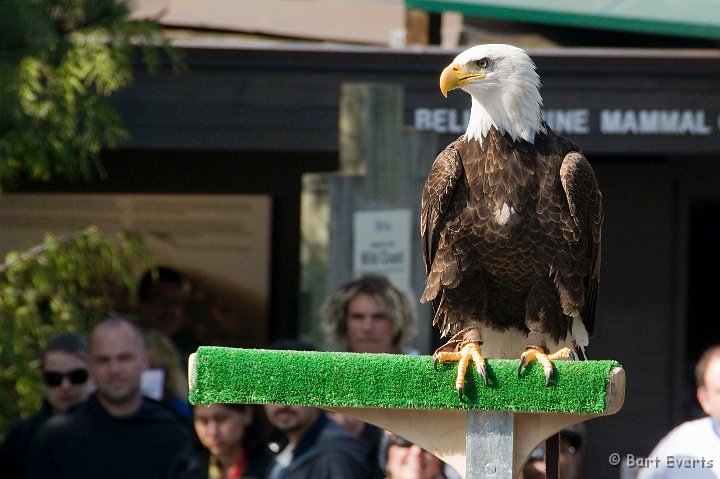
top-left (378, 431), bottom-right (460, 479)
top-left (27, 315), bottom-right (192, 479)
top-left (0, 332), bottom-right (94, 479)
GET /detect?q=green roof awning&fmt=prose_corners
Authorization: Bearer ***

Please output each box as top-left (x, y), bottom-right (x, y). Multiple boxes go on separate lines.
top-left (406, 0), bottom-right (720, 40)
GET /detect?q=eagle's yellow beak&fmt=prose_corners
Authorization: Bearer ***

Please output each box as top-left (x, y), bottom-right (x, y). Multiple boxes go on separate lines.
top-left (439, 62), bottom-right (486, 98)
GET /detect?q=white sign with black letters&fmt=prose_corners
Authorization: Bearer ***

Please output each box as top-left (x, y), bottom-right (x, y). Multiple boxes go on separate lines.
top-left (353, 209), bottom-right (412, 292)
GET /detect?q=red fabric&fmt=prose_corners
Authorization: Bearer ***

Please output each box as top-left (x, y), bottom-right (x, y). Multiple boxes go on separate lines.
top-left (227, 452), bottom-right (247, 479)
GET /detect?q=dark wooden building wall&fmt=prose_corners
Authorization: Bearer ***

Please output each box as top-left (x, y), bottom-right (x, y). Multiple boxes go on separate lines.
top-left (25, 150), bottom-right (338, 342)
top-left (577, 154), bottom-right (720, 476)
top-left (112, 46), bottom-right (720, 155)
top-left (589, 159), bottom-right (678, 472)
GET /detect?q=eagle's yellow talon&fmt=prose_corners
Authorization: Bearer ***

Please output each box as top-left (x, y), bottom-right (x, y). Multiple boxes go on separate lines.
top-left (433, 341), bottom-right (486, 398)
top-left (548, 347), bottom-right (574, 361)
top-left (518, 346), bottom-right (572, 386)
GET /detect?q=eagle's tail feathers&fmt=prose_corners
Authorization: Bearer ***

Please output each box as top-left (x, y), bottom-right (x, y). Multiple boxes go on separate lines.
top-left (431, 292), bottom-right (446, 328)
top-left (570, 344), bottom-right (587, 361)
top-left (571, 315), bottom-right (589, 360)
top-left (421, 274), bottom-right (441, 304)
top-left (571, 315), bottom-right (589, 347)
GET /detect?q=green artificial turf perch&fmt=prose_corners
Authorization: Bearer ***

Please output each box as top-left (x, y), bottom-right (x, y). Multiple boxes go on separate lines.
top-left (189, 346), bottom-right (621, 414)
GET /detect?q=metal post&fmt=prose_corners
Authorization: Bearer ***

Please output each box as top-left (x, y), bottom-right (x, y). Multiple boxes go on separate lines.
top-left (545, 434), bottom-right (560, 479)
top-left (467, 411), bottom-right (514, 479)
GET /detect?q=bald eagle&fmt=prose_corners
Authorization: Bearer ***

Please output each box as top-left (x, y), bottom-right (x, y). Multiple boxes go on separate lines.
top-left (421, 44), bottom-right (603, 397)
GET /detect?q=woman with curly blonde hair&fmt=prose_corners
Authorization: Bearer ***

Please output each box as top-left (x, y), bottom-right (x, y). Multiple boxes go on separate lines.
top-left (321, 275), bottom-right (416, 479)
top-left (321, 274), bottom-right (415, 354)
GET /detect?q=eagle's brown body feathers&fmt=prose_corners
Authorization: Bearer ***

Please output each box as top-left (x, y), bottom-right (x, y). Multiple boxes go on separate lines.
top-left (421, 125), bottom-right (603, 349)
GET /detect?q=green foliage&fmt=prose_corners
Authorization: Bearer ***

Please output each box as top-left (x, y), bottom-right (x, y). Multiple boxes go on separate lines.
top-left (0, 226), bottom-right (154, 436)
top-left (0, 0), bottom-right (183, 189)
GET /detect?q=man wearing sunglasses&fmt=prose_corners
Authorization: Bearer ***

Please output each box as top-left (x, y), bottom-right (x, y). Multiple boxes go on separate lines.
top-left (0, 332), bottom-right (93, 479)
top-left (27, 315), bottom-right (193, 479)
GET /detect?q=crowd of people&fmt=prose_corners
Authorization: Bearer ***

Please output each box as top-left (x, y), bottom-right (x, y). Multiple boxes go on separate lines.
top-left (0, 271), bottom-right (460, 479)
top-left (4, 268), bottom-right (719, 478)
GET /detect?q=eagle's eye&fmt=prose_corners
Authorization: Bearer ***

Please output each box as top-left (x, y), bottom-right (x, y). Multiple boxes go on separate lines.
top-left (475, 58), bottom-right (489, 69)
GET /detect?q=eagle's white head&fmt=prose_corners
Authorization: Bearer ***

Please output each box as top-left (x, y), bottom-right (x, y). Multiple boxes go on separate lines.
top-left (440, 44), bottom-right (545, 145)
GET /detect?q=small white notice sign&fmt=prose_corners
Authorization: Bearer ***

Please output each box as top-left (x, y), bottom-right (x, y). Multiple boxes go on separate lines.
top-left (353, 209), bottom-right (412, 292)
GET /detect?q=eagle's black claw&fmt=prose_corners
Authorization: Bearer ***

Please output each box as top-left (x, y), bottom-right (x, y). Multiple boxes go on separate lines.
top-left (517, 356), bottom-right (527, 376)
top-left (478, 363), bottom-right (488, 385)
top-left (457, 386), bottom-right (463, 400)
top-left (545, 369), bottom-right (552, 387)
top-left (433, 358), bottom-right (439, 370)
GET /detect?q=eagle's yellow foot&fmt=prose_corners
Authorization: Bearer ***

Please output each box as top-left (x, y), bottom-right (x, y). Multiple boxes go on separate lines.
top-left (518, 346), bottom-right (574, 386)
top-left (434, 341), bottom-right (487, 399)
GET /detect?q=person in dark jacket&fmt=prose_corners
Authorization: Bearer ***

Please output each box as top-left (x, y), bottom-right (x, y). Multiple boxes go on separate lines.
top-left (264, 405), bottom-right (367, 479)
top-left (263, 338), bottom-right (367, 479)
top-left (27, 315), bottom-right (192, 479)
top-left (0, 332), bottom-right (93, 479)
top-left (180, 403), bottom-right (272, 479)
